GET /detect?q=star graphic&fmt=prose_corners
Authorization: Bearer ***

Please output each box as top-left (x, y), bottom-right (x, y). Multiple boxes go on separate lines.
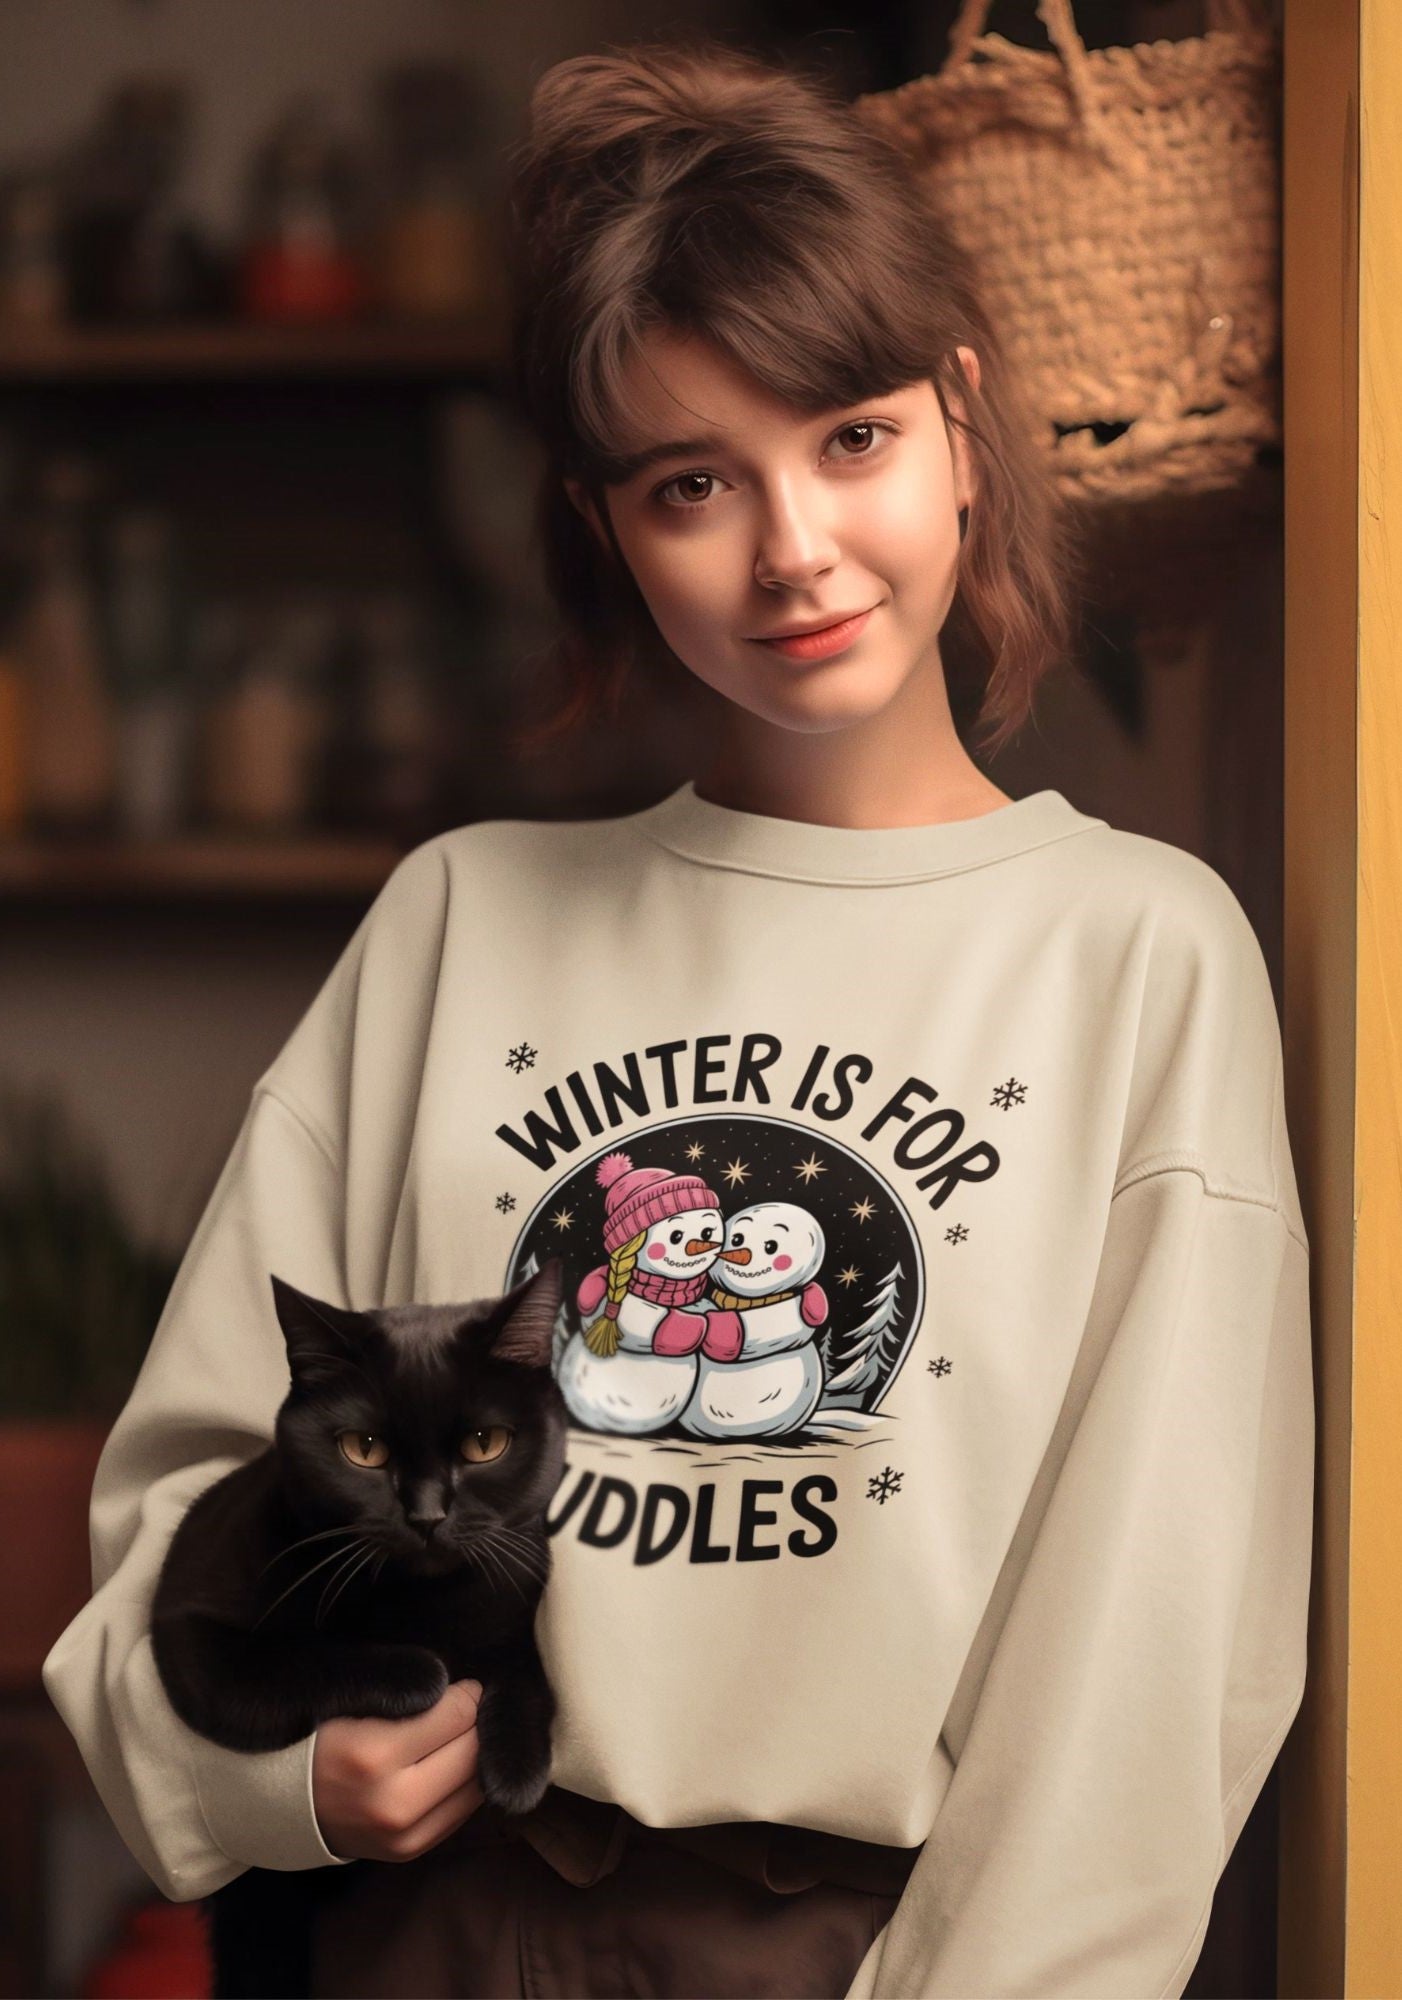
top-left (721, 1157), bottom-right (751, 1187)
top-left (793, 1152), bottom-right (827, 1183)
top-left (850, 1196), bottom-right (876, 1224)
top-left (684, 1140), bottom-right (707, 1162)
top-left (549, 1207), bottom-right (575, 1231)
top-left (836, 1264), bottom-right (862, 1287)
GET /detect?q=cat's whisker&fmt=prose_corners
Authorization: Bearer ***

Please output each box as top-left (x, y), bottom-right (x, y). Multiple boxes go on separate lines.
top-left (472, 1531), bottom-right (534, 1604)
top-left (486, 1523), bottom-right (547, 1567)
top-left (317, 1540), bottom-right (378, 1626)
top-left (253, 1535), bottom-right (370, 1629)
top-left (482, 1522), bottom-right (548, 1575)
top-left (465, 1534), bottom-right (517, 1600)
top-left (255, 1526), bottom-right (359, 1582)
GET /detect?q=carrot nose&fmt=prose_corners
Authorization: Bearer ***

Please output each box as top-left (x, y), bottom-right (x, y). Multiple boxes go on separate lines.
top-left (719, 1246), bottom-right (751, 1264)
top-left (684, 1238), bottom-right (717, 1255)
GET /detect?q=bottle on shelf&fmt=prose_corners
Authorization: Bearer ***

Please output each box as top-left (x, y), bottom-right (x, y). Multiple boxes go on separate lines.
top-left (12, 454), bottom-right (117, 834)
top-left (200, 597), bottom-right (334, 834)
top-left (0, 438), bottom-right (29, 835)
top-left (356, 593), bottom-right (448, 841)
top-left (102, 506), bottom-right (193, 839)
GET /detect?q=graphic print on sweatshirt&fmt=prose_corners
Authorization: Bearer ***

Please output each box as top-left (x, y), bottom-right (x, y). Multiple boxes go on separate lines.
top-left (491, 1033), bottom-right (1016, 1563)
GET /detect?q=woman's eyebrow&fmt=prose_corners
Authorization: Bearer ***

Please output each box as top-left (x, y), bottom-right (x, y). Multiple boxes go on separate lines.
top-left (615, 397), bottom-right (905, 482)
top-left (614, 431), bottom-right (730, 479)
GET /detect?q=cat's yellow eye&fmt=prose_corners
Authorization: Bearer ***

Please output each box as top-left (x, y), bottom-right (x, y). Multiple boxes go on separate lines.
top-left (338, 1431), bottom-right (390, 1469)
top-left (461, 1425), bottom-right (512, 1464)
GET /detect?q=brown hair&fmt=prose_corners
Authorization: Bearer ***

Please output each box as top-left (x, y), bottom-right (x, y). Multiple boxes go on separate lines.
top-left (502, 35), bottom-right (1082, 761)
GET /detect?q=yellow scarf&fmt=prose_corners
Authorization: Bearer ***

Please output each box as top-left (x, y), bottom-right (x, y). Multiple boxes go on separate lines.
top-left (704, 1285), bottom-right (798, 1311)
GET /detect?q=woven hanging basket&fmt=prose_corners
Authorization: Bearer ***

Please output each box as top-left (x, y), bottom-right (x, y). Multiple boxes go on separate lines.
top-left (853, 0), bottom-right (1281, 510)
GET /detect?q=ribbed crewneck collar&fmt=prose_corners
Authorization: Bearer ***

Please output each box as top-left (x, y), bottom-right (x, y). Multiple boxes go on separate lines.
top-left (628, 780), bottom-right (1106, 886)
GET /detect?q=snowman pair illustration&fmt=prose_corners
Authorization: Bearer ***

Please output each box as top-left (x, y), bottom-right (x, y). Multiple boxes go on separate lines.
top-left (555, 1150), bottom-right (829, 1441)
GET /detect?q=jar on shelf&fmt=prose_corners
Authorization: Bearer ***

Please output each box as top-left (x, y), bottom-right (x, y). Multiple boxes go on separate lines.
top-left (200, 599), bottom-right (334, 833)
top-left (371, 62), bottom-right (493, 319)
top-left (240, 99), bottom-right (369, 324)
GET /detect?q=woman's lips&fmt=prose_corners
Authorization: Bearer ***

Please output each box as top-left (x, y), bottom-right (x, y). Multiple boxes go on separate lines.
top-left (752, 606), bottom-right (876, 660)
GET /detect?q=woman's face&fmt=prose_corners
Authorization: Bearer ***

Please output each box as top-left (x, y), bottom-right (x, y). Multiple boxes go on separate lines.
top-left (565, 328), bottom-right (980, 735)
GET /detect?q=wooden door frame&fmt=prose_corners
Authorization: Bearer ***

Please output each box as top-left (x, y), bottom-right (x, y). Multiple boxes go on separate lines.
top-left (1280, 2), bottom-right (1400, 1993)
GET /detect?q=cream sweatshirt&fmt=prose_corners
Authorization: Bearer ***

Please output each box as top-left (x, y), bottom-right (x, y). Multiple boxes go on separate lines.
top-left (42, 781), bottom-right (1315, 1999)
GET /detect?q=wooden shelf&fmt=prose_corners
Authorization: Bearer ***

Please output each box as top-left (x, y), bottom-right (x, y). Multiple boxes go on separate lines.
top-left (0, 833), bottom-right (405, 899)
top-left (0, 316), bottom-right (509, 384)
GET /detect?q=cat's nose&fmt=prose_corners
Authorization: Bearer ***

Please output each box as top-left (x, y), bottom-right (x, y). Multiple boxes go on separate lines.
top-left (409, 1511), bottom-right (446, 1539)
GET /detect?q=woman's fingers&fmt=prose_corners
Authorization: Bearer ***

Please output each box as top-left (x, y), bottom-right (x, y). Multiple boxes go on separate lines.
top-left (385, 1773), bottom-right (487, 1861)
top-left (393, 1677), bottom-right (484, 1763)
top-left (384, 1706), bottom-right (484, 1830)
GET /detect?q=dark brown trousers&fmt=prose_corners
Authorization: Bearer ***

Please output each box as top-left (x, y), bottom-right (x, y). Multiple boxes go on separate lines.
top-left (305, 1784), bottom-right (923, 1999)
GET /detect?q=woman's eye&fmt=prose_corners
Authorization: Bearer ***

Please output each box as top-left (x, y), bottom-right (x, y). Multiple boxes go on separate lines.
top-left (461, 1425), bottom-right (513, 1464)
top-left (652, 420), bottom-right (894, 510)
top-left (828, 420), bottom-right (891, 459)
top-left (338, 1431), bottom-right (389, 1469)
top-left (656, 470), bottom-right (719, 508)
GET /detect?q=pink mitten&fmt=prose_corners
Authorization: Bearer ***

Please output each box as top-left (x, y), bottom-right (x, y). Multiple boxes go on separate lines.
top-left (576, 1265), bottom-right (609, 1316)
top-left (701, 1309), bottom-right (744, 1363)
top-left (800, 1281), bottom-right (828, 1328)
top-left (653, 1309), bottom-right (707, 1356)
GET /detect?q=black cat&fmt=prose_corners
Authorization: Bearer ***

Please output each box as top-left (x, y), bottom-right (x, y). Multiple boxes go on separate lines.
top-left (149, 1256), bottom-right (569, 1998)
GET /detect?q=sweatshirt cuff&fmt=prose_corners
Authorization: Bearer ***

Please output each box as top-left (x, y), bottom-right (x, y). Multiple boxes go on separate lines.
top-left (188, 1724), bottom-right (354, 1872)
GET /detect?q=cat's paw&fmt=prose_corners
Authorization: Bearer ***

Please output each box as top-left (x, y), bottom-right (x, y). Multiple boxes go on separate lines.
top-left (332, 1643), bottom-right (450, 1723)
top-left (477, 1742), bottom-right (553, 1818)
top-left (474, 1683), bottom-right (554, 1817)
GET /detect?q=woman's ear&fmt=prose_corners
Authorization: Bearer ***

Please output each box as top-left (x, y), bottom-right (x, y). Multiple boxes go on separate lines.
top-left (947, 345), bottom-right (982, 517)
top-left (563, 477), bottom-right (611, 555)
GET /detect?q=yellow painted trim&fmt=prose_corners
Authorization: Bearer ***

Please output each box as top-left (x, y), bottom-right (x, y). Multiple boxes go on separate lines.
top-left (1351, 2), bottom-right (1402, 1991)
top-left (1282, 2), bottom-right (1402, 1992)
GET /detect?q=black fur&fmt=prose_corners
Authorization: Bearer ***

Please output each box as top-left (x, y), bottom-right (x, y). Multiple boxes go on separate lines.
top-left (149, 1256), bottom-right (568, 1997)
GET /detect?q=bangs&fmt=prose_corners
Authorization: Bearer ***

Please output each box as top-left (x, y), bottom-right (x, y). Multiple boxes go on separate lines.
top-left (506, 36), bottom-right (1079, 762)
top-left (568, 174), bottom-right (945, 483)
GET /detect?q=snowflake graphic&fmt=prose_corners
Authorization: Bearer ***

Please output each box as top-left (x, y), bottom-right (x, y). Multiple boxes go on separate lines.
top-left (505, 1042), bottom-right (538, 1074)
top-left (990, 1076), bottom-right (1027, 1111)
top-left (927, 1356), bottom-right (952, 1377)
top-left (866, 1465), bottom-right (903, 1504)
top-left (944, 1222), bottom-right (969, 1244)
top-left (495, 1193), bottom-right (516, 1214)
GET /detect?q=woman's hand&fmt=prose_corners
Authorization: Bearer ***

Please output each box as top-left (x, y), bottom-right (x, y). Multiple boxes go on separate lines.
top-left (311, 1677), bottom-right (485, 1862)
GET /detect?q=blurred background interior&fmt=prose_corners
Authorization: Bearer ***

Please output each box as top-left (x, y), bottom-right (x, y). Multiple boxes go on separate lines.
top-left (0, 0), bottom-right (1285, 1994)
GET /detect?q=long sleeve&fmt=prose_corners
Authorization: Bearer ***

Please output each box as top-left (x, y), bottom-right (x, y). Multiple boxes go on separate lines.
top-left (41, 1084), bottom-right (357, 1901)
top-left (843, 1157), bottom-right (1314, 1999)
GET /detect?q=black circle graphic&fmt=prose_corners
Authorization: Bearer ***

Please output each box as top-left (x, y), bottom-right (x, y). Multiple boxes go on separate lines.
top-left (505, 1113), bottom-right (926, 1441)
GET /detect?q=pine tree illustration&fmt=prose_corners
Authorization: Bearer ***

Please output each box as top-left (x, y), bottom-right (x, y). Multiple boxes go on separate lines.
top-left (820, 1260), bottom-right (904, 1411)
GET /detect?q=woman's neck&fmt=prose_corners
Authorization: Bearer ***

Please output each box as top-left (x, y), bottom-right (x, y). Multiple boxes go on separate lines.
top-left (692, 657), bottom-right (1012, 831)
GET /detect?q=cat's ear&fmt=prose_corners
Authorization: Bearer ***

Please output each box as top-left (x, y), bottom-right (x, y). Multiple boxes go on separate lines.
top-left (271, 1274), bottom-right (362, 1383)
top-left (487, 1257), bottom-right (564, 1370)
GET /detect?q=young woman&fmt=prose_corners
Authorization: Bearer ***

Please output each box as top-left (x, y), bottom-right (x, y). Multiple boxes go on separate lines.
top-left (43, 36), bottom-right (1313, 2000)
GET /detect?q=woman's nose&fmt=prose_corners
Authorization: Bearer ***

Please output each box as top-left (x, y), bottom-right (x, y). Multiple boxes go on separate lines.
top-left (753, 488), bottom-right (841, 589)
